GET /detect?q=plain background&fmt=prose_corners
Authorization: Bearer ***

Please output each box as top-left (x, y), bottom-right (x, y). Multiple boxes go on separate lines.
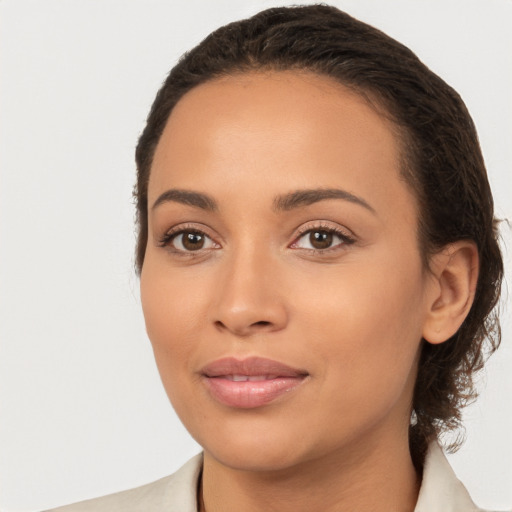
top-left (1, 0), bottom-right (511, 510)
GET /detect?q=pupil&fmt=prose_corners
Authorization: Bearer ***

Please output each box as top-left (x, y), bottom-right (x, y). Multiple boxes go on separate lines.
top-left (310, 231), bottom-right (332, 249)
top-left (183, 232), bottom-right (204, 250)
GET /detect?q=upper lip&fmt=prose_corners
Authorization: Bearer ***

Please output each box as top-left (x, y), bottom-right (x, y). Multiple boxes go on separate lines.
top-left (201, 357), bottom-right (309, 378)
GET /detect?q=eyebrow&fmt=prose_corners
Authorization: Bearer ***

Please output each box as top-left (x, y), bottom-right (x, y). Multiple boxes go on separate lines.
top-left (152, 189), bottom-right (218, 212)
top-left (273, 188), bottom-right (376, 214)
top-left (151, 187), bottom-right (375, 215)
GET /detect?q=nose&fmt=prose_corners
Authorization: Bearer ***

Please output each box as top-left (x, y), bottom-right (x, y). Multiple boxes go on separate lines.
top-left (211, 248), bottom-right (288, 337)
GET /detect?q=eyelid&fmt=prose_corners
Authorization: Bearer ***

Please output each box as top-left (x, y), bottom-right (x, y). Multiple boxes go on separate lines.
top-left (289, 221), bottom-right (356, 250)
top-left (293, 220), bottom-right (355, 239)
top-left (156, 220), bottom-right (355, 255)
top-left (157, 223), bottom-right (221, 251)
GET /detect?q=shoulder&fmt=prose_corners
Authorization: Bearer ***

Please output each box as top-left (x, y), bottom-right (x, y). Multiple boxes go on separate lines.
top-left (415, 442), bottom-right (510, 512)
top-left (44, 453), bottom-right (203, 512)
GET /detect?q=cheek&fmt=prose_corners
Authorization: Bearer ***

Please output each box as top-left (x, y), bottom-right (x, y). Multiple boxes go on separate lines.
top-left (140, 262), bottom-right (207, 388)
top-left (298, 258), bottom-right (426, 401)
top-left (141, 254), bottom-right (208, 335)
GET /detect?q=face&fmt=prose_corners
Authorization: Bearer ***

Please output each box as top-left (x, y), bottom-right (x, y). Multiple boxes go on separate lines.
top-left (140, 71), bottom-right (435, 472)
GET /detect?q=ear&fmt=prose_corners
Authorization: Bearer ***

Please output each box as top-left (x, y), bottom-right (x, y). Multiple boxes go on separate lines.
top-left (422, 241), bottom-right (479, 345)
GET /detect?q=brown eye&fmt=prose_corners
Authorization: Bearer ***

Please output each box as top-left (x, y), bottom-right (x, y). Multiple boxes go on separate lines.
top-left (309, 230), bottom-right (333, 249)
top-left (292, 227), bottom-right (353, 252)
top-left (168, 230), bottom-right (217, 252)
top-left (181, 231), bottom-right (205, 250)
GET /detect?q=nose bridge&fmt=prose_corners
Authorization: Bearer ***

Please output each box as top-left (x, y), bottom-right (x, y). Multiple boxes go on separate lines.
top-left (212, 238), bottom-right (287, 335)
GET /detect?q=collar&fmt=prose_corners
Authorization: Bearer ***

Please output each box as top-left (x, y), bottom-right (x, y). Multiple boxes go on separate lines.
top-left (414, 442), bottom-right (480, 511)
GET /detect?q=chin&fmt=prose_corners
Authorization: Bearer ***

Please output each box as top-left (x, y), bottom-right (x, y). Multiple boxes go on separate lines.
top-left (185, 410), bottom-right (314, 472)
top-left (206, 439), bottom-right (307, 473)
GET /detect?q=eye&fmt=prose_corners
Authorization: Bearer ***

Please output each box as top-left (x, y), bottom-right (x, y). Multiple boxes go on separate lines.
top-left (291, 227), bottom-right (354, 251)
top-left (162, 229), bottom-right (218, 252)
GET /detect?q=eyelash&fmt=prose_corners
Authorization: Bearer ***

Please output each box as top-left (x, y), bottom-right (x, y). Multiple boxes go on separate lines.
top-left (158, 222), bottom-right (355, 256)
top-left (158, 224), bottom-right (218, 257)
top-left (291, 223), bottom-right (356, 253)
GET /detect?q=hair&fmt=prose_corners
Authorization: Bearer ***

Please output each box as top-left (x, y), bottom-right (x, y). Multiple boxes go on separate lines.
top-left (134, 4), bottom-right (503, 469)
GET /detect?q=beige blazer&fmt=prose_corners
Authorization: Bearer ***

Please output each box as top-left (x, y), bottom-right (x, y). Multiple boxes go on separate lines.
top-left (45, 443), bottom-right (505, 512)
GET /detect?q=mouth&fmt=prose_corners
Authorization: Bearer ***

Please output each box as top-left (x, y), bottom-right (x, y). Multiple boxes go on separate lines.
top-left (200, 357), bottom-right (309, 409)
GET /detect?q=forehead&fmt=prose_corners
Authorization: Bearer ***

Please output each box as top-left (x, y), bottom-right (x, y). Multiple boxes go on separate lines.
top-left (149, 70), bottom-right (416, 226)
top-left (162, 71), bottom-right (397, 158)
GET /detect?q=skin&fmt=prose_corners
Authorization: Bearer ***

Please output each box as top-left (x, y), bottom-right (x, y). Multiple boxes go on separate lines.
top-left (140, 71), bottom-right (478, 512)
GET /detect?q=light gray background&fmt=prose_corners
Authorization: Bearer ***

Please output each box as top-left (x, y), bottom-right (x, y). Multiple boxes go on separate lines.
top-left (1, 1), bottom-right (511, 510)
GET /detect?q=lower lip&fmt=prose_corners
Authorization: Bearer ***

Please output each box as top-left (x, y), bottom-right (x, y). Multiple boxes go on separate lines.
top-left (203, 376), bottom-right (306, 408)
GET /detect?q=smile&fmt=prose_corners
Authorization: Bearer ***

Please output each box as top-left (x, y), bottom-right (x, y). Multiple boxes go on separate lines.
top-left (226, 374), bottom-right (281, 381)
top-left (201, 357), bottom-right (308, 408)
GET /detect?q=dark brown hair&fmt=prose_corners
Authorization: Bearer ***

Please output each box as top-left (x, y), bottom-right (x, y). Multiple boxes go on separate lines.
top-left (134, 4), bottom-right (503, 468)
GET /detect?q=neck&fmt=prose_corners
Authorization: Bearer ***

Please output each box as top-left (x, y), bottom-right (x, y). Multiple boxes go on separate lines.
top-left (199, 432), bottom-right (420, 512)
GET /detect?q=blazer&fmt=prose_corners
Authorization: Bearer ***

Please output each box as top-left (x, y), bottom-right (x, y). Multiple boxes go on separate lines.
top-left (45, 442), bottom-right (505, 512)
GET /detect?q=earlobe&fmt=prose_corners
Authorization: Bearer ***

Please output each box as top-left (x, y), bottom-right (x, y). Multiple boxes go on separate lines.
top-left (422, 241), bottom-right (479, 345)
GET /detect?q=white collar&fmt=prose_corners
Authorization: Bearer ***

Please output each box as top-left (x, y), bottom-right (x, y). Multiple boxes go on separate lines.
top-left (414, 442), bottom-right (481, 511)
top-left (48, 442), bottom-right (489, 511)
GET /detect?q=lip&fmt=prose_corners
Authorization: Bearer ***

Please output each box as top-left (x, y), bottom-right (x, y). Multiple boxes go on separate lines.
top-left (201, 357), bottom-right (308, 409)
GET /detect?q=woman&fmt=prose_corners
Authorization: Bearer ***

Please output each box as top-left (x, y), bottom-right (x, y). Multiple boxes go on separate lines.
top-left (47, 4), bottom-right (506, 511)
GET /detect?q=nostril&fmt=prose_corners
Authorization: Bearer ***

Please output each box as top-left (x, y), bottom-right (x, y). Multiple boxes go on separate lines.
top-left (213, 319), bottom-right (272, 334)
top-left (252, 321), bottom-right (272, 327)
